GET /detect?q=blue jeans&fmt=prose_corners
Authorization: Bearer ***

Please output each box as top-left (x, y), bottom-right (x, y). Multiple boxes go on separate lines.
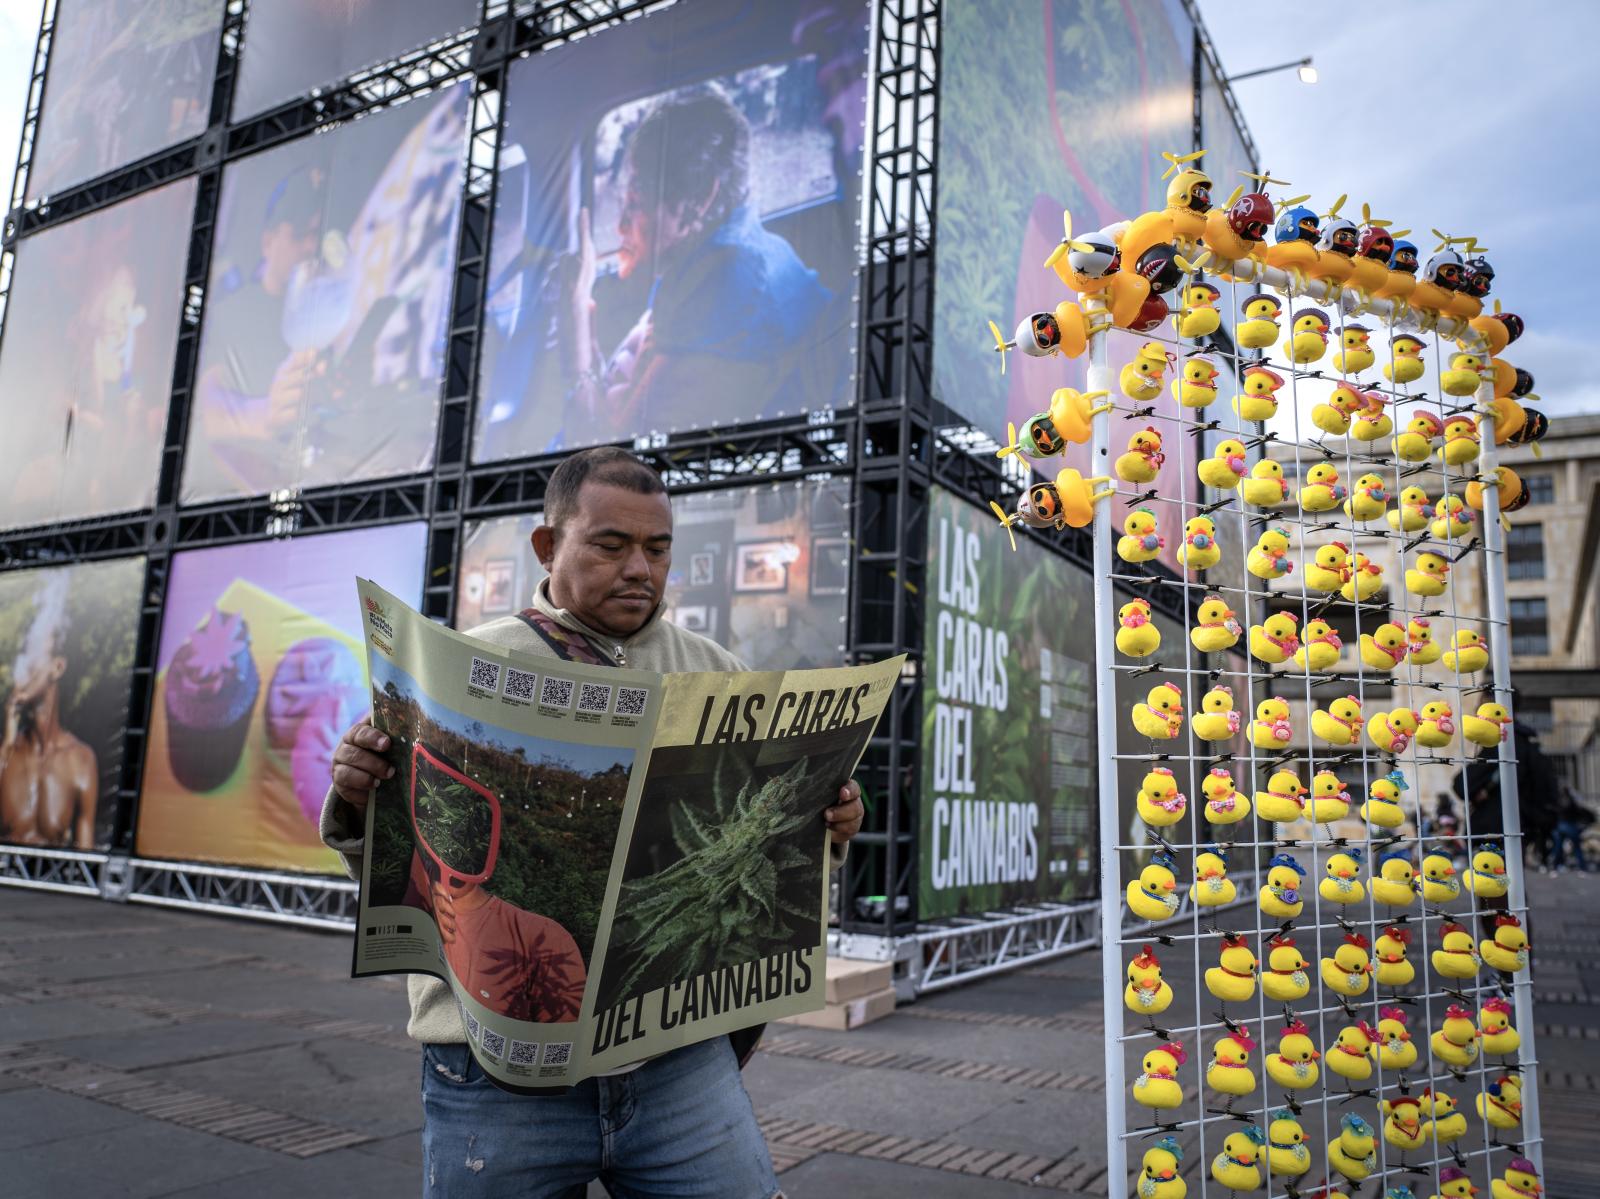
top-left (420, 1036), bottom-right (781, 1198)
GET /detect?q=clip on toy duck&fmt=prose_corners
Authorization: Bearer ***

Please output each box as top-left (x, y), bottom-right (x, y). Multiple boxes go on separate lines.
top-left (1369, 705), bottom-right (1421, 755)
top-left (1372, 850), bottom-right (1417, 910)
top-left (1419, 1090), bottom-right (1467, 1147)
top-left (1190, 594), bottom-right (1242, 653)
top-left (1465, 840), bottom-right (1510, 897)
top-left (1116, 597), bottom-right (1162, 658)
top-left (1481, 913), bottom-right (1530, 974)
top-left (1320, 931), bottom-right (1372, 997)
top-left (1206, 1026), bottom-right (1258, 1096)
top-left (1361, 769), bottom-right (1409, 828)
top-left (1127, 851), bottom-right (1182, 922)
top-left (1192, 687), bottom-right (1241, 742)
top-left (1479, 1078), bottom-right (1525, 1134)
top-left (1291, 619), bottom-right (1340, 672)
top-left (1260, 934), bottom-right (1309, 1002)
top-left (1265, 1020), bottom-right (1321, 1091)
top-left (1114, 426), bottom-right (1165, 484)
top-left (1318, 848), bottom-right (1366, 905)
top-left (1125, 944), bottom-right (1175, 1017)
top-left (1249, 611), bottom-right (1299, 665)
top-left (1312, 695), bottom-right (1363, 747)
top-left (1479, 996), bottom-right (1519, 1056)
top-left (1373, 1005), bottom-right (1417, 1069)
top-left (1239, 458), bottom-right (1290, 509)
top-left (1381, 1095), bottom-right (1428, 1155)
top-left (1250, 697), bottom-right (1293, 751)
top-left (1326, 1021), bottom-right (1378, 1085)
top-left (1177, 515), bottom-right (1221, 571)
top-left (1205, 934), bottom-right (1258, 1005)
top-left (1210, 1125), bottom-right (1265, 1193)
top-left (1132, 684), bottom-right (1185, 741)
top-left (1232, 363), bottom-right (1285, 423)
top-left (1490, 1156), bottom-right (1539, 1199)
top-left (1374, 927), bottom-right (1416, 989)
top-left (1190, 845), bottom-right (1237, 906)
top-left (1117, 507), bottom-right (1165, 564)
top-left (1246, 527), bottom-right (1294, 580)
top-left (1265, 1108), bottom-right (1309, 1179)
top-left (1430, 1004), bottom-right (1481, 1069)
top-left (1327, 1113), bottom-right (1378, 1182)
top-left (1132, 1040), bottom-right (1187, 1110)
top-left (1431, 921), bottom-right (1480, 979)
top-left (1136, 766), bottom-right (1187, 828)
top-left (1137, 1137), bottom-right (1186, 1199)
top-left (1254, 769), bottom-right (1306, 824)
top-left (1259, 853), bottom-right (1305, 921)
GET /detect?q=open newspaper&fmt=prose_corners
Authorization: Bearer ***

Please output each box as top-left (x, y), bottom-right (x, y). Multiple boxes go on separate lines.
top-left (352, 580), bottom-right (901, 1090)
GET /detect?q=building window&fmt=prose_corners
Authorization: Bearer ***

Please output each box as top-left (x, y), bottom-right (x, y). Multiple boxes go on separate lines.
top-left (1510, 597), bottom-right (1549, 656)
top-left (1524, 474), bottom-right (1555, 505)
top-left (1506, 523), bottom-right (1545, 580)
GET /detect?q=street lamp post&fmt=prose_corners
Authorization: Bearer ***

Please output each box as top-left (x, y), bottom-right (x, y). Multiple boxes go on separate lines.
top-left (1227, 55), bottom-right (1317, 84)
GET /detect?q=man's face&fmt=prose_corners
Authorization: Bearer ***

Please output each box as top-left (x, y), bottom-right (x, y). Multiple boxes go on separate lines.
top-left (260, 218), bottom-right (320, 295)
top-left (537, 482), bottom-right (672, 638)
top-left (12, 655), bottom-right (64, 705)
top-left (616, 166), bottom-right (703, 280)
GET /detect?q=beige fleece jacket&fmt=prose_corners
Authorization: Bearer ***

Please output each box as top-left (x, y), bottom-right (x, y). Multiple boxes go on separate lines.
top-left (321, 579), bottom-right (844, 1045)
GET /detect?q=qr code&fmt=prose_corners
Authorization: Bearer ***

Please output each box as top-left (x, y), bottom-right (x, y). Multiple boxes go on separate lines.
top-left (480, 1028), bottom-right (506, 1059)
top-left (462, 1010), bottom-right (480, 1041)
top-left (508, 1039), bottom-right (539, 1067)
top-left (616, 687), bottom-right (648, 716)
top-left (577, 682), bottom-right (613, 714)
top-left (541, 1041), bottom-right (573, 1067)
top-left (504, 666), bottom-right (538, 701)
top-left (540, 676), bottom-right (574, 708)
top-left (469, 656), bottom-right (501, 692)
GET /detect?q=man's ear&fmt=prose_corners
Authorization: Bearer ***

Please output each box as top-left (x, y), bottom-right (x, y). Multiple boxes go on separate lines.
top-left (531, 524), bottom-right (555, 569)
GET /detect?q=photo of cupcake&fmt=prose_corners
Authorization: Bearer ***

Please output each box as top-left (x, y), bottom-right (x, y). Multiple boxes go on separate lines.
top-left (163, 607), bottom-right (261, 792)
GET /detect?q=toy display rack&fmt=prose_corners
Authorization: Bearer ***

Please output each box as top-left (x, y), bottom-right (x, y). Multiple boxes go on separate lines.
top-left (1086, 257), bottom-right (1541, 1197)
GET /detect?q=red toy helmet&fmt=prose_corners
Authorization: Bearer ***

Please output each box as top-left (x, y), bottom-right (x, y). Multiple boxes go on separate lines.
top-left (1357, 225), bottom-right (1394, 261)
top-left (1226, 192), bottom-right (1275, 242)
top-left (1129, 294), bottom-right (1172, 333)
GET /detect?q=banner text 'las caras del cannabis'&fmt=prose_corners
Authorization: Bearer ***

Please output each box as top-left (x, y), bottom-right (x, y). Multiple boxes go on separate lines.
top-left (352, 581), bottom-right (899, 1090)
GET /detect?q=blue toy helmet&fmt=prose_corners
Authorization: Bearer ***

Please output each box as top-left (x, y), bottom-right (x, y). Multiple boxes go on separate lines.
top-left (1275, 205), bottom-right (1319, 244)
top-left (1389, 238), bottom-right (1420, 273)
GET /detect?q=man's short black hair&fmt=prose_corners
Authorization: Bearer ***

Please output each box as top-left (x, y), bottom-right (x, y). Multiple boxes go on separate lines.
top-left (625, 86), bottom-right (750, 235)
top-left (543, 447), bottom-right (667, 530)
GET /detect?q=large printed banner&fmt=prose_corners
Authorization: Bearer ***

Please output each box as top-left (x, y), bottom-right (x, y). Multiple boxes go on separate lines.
top-left (135, 524), bottom-right (427, 872)
top-left (28, 0), bottom-right (222, 198)
top-left (184, 85), bottom-right (469, 503)
top-left (0, 558), bottom-right (144, 851)
top-left (919, 487), bottom-right (1094, 918)
top-left (354, 581), bottom-right (899, 1089)
top-left (232, 0), bottom-right (478, 119)
top-left (457, 479), bottom-right (851, 670)
top-left (473, 0), bottom-right (867, 461)
top-left (0, 179), bottom-right (197, 531)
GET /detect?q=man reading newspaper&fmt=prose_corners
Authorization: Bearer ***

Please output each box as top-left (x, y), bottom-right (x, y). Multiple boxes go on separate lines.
top-left (323, 447), bottom-right (864, 1198)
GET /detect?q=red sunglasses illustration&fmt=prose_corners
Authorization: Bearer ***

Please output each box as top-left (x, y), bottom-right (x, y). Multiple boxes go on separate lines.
top-left (409, 741), bottom-right (502, 887)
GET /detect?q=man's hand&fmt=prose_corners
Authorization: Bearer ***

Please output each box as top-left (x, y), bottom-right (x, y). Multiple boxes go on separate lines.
top-left (330, 719), bottom-right (394, 812)
top-left (824, 779), bottom-right (864, 845)
top-left (431, 879), bottom-right (458, 947)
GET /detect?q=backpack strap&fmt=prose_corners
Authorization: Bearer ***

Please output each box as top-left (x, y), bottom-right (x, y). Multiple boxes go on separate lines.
top-left (514, 608), bottom-right (617, 668)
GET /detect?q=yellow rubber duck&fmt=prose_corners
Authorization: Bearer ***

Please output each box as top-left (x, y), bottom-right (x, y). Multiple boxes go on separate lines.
top-left (1373, 930), bottom-right (1416, 990)
top-left (1319, 849), bottom-right (1366, 905)
top-left (1246, 526), bottom-right (1294, 580)
top-left (1326, 1113), bottom-right (1378, 1183)
top-left (1205, 935), bottom-right (1258, 1004)
top-left (1311, 382), bottom-right (1362, 436)
top-left (1442, 628), bottom-right (1488, 675)
top-left (1258, 854), bottom-right (1306, 920)
top-left (1121, 340), bottom-right (1173, 401)
top-left (1049, 467), bottom-right (1116, 529)
top-left (1361, 770), bottom-right (1409, 829)
top-left (1250, 697), bottom-right (1293, 751)
top-left (1135, 765), bottom-right (1187, 827)
top-left (1479, 996), bottom-right (1519, 1056)
top-left (1192, 687), bottom-right (1241, 742)
top-left (1114, 425), bottom-right (1165, 484)
top-left (1176, 280), bottom-right (1221, 339)
top-left (1189, 594), bottom-right (1242, 653)
top-left (1393, 410), bottom-right (1444, 461)
top-left (1126, 851), bottom-right (1182, 922)
top-left (1321, 932), bottom-right (1371, 997)
top-left (1265, 1020), bottom-right (1321, 1091)
top-left (1210, 1126), bottom-right (1265, 1193)
top-left (1351, 390), bottom-right (1393, 441)
top-left (1481, 914), bottom-right (1530, 974)
top-left (1371, 851), bottom-right (1417, 909)
top-left (1405, 550), bottom-right (1450, 597)
top-left (1116, 597), bottom-right (1162, 658)
top-left (1291, 619), bottom-right (1341, 671)
top-left (1265, 1109), bottom-right (1310, 1178)
top-left (1310, 214), bottom-right (1360, 287)
top-left (1387, 486), bottom-right (1431, 532)
top-left (1304, 541), bottom-right (1350, 592)
top-left (1131, 682), bottom-right (1185, 741)
top-left (1137, 1137), bottom-right (1187, 1199)
top-left (1117, 508), bottom-right (1165, 564)
top-left (1201, 767), bottom-right (1249, 825)
top-left (1431, 921), bottom-right (1479, 978)
top-left (1490, 1155), bottom-right (1541, 1199)
top-left (1466, 463), bottom-right (1523, 511)
top-left (1239, 458), bottom-right (1290, 508)
top-left (1381, 1096), bottom-right (1428, 1154)
top-left (1249, 611), bottom-right (1299, 664)
top-left (1359, 621), bottom-right (1409, 672)
top-left (1312, 694), bottom-right (1363, 747)
top-left (1439, 414), bottom-right (1482, 466)
top-left (1197, 438), bottom-right (1247, 491)
top-left (998, 388), bottom-right (1115, 460)
top-left (1419, 1090), bottom-right (1468, 1147)
top-left (1308, 769), bottom-right (1351, 823)
top-left (1132, 1040), bottom-right (1187, 1110)
top-left (1465, 840), bottom-right (1510, 897)
top-left (1326, 1022), bottom-right (1377, 1084)
top-left (1480, 1081), bottom-right (1526, 1137)
top-left (1125, 944), bottom-right (1174, 1016)
top-left (1431, 1004), bottom-right (1481, 1068)
top-left (1366, 709), bottom-right (1417, 756)
top-left (1416, 701), bottom-right (1457, 749)
top-left (1299, 461), bottom-right (1346, 512)
top-left (1174, 352), bottom-right (1221, 409)
top-left (1286, 307), bottom-right (1329, 364)
top-left (1407, 617), bottom-right (1442, 664)
top-left (1440, 350), bottom-right (1489, 397)
top-left (1333, 323), bottom-right (1375, 374)
top-left (1232, 363), bottom-right (1286, 423)
top-left (1384, 332), bottom-right (1427, 384)
top-left (1431, 493), bottom-right (1476, 541)
top-left (1190, 846), bottom-right (1237, 906)
top-left (1236, 292), bottom-right (1281, 349)
top-left (1261, 934), bottom-right (1310, 1002)
top-left (1205, 1026), bottom-right (1258, 1094)
top-left (1420, 848), bottom-right (1461, 903)
top-left (1344, 472), bottom-right (1390, 522)
top-left (1338, 552), bottom-right (1383, 602)
top-left (1254, 770), bottom-right (1306, 824)
top-left (1177, 515), bottom-right (1221, 570)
